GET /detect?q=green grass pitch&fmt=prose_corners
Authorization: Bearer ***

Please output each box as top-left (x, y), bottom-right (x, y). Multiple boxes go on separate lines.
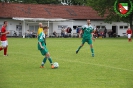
top-left (0, 37), bottom-right (133, 88)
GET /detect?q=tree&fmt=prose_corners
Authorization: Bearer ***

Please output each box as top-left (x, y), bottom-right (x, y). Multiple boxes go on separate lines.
top-left (85, 0), bottom-right (133, 29)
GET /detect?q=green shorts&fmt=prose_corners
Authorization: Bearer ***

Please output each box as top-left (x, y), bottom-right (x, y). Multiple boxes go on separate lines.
top-left (82, 38), bottom-right (92, 45)
top-left (39, 47), bottom-right (48, 56)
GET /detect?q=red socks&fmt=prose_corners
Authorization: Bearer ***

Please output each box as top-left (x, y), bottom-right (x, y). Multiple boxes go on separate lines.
top-left (0, 47), bottom-right (3, 51)
top-left (130, 39), bottom-right (132, 42)
top-left (128, 39), bottom-right (132, 42)
top-left (4, 47), bottom-right (7, 55)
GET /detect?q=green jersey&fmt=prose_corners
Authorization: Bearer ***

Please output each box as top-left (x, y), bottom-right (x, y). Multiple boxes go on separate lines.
top-left (82, 25), bottom-right (94, 39)
top-left (38, 32), bottom-right (46, 50)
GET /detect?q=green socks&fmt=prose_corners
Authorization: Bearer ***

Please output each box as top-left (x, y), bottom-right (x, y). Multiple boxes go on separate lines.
top-left (41, 57), bottom-right (47, 66)
top-left (77, 46), bottom-right (82, 51)
top-left (48, 57), bottom-right (53, 65)
top-left (91, 48), bottom-right (94, 54)
top-left (41, 57), bottom-right (53, 66)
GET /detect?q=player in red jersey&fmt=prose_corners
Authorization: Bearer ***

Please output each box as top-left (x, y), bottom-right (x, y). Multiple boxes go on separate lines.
top-left (126, 27), bottom-right (132, 42)
top-left (0, 21), bottom-right (10, 56)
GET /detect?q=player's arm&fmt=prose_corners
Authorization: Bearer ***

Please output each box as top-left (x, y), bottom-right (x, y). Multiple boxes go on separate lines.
top-left (1, 31), bottom-right (9, 35)
top-left (1, 27), bottom-right (9, 35)
top-left (79, 29), bottom-right (83, 38)
top-left (38, 41), bottom-right (44, 49)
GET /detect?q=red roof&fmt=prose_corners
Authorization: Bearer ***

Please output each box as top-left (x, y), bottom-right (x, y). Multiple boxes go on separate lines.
top-left (0, 3), bottom-right (103, 20)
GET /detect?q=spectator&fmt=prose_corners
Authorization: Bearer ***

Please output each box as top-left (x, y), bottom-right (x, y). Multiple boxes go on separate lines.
top-left (64, 29), bottom-right (68, 38)
top-left (53, 31), bottom-right (58, 37)
top-left (108, 30), bottom-right (112, 37)
top-left (100, 32), bottom-right (104, 38)
top-left (30, 30), bottom-right (33, 38)
top-left (104, 27), bottom-right (107, 38)
top-left (32, 31), bottom-right (36, 38)
top-left (26, 30), bottom-right (30, 38)
top-left (13, 31), bottom-right (17, 37)
top-left (61, 29), bottom-right (65, 37)
top-left (76, 26), bottom-right (80, 37)
top-left (66, 27), bottom-right (72, 37)
top-left (94, 27), bottom-right (99, 38)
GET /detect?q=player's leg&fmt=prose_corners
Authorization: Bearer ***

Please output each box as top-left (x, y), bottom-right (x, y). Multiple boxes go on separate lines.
top-left (128, 34), bottom-right (131, 42)
top-left (128, 34), bottom-right (129, 42)
top-left (0, 41), bottom-right (4, 51)
top-left (90, 44), bottom-right (94, 57)
top-left (0, 43), bottom-right (3, 51)
top-left (40, 56), bottom-right (47, 68)
top-left (76, 39), bottom-right (85, 54)
top-left (4, 40), bottom-right (8, 56)
top-left (88, 39), bottom-right (94, 57)
top-left (0, 46), bottom-right (3, 51)
top-left (40, 49), bottom-right (48, 68)
top-left (45, 52), bottom-right (54, 69)
top-left (1, 41), bottom-right (8, 56)
top-left (129, 34), bottom-right (132, 42)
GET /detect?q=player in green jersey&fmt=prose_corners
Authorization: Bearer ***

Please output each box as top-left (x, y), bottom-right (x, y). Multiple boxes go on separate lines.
top-left (38, 26), bottom-right (54, 68)
top-left (76, 20), bottom-right (95, 57)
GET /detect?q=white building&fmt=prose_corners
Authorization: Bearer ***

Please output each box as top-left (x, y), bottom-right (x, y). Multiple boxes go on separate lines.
top-left (0, 3), bottom-right (130, 37)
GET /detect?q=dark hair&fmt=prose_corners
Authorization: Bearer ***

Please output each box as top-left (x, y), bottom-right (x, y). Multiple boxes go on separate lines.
top-left (43, 26), bottom-right (48, 30)
top-left (4, 21), bottom-right (7, 24)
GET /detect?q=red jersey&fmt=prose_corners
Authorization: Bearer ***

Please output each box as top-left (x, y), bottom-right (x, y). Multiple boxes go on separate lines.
top-left (127, 29), bottom-right (132, 34)
top-left (1, 26), bottom-right (7, 41)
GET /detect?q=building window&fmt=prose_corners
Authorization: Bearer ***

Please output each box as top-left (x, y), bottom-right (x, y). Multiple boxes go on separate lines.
top-left (58, 25), bottom-right (68, 30)
top-left (119, 26), bottom-right (123, 29)
top-left (73, 26), bottom-right (82, 30)
top-left (124, 26), bottom-right (128, 29)
top-left (29, 25), bottom-right (39, 33)
top-left (96, 26), bottom-right (100, 29)
top-left (101, 26), bottom-right (105, 29)
top-left (119, 26), bottom-right (128, 29)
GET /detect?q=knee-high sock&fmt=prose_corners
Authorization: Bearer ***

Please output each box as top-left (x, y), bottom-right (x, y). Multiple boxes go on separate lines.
top-left (91, 48), bottom-right (94, 54)
top-left (130, 38), bottom-right (132, 42)
top-left (41, 57), bottom-right (47, 66)
top-left (4, 47), bottom-right (7, 55)
top-left (77, 46), bottom-right (82, 51)
top-left (48, 57), bottom-right (53, 65)
top-left (0, 46), bottom-right (3, 51)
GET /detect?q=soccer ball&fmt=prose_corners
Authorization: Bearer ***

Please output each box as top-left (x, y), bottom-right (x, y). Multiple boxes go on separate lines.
top-left (53, 62), bottom-right (59, 68)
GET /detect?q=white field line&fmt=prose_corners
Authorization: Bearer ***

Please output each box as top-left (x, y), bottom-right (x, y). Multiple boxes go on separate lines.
top-left (7, 52), bottom-right (133, 72)
top-left (61, 59), bottom-right (133, 72)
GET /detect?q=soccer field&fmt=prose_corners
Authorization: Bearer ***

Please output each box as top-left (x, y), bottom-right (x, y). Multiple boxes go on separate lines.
top-left (0, 38), bottom-right (133, 88)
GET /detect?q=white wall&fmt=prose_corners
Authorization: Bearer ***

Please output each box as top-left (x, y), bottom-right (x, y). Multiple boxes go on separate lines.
top-left (0, 19), bottom-right (24, 36)
top-left (0, 19), bottom-right (130, 37)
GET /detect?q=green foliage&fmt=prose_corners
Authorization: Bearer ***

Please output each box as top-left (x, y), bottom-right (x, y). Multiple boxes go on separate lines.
top-left (0, 38), bottom-right (133, 88)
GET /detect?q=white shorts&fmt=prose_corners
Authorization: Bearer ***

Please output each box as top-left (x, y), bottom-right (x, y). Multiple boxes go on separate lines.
top-left (128, 34), bottom-right (131, 38)
top-left (1, 40), bottom-right (8, 47)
